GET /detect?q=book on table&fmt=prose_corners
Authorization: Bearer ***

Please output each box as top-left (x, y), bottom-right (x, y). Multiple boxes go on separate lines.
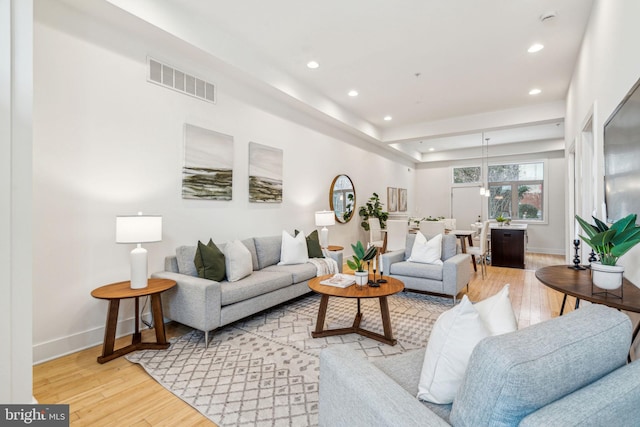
top-left (320, 273), bottom-right (356, 288)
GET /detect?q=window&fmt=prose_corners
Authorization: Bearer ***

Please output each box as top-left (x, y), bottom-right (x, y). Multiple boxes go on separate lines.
top-left (488, 162), bottom-right (544, 221)
top-left (453, 166), bottom-right (481, 184)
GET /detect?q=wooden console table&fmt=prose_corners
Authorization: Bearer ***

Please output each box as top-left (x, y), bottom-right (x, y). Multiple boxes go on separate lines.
top-left (535, 265), bottom-right (640, 358)
top-left (91, 278), bottom-right (176, 363)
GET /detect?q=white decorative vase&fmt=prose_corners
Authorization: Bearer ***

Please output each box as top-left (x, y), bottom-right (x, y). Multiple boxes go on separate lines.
top-left (591, 262), bottom-right (624, 290)
top-left (354, 271), bottom-right (369, 287)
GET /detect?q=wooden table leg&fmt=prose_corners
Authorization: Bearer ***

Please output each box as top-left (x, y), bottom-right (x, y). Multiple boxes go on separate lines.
top-left (313, 295), bottom-right (330, 336)
top-left (98, 299), bottom-right (120, 363)
top-left (151, 294), bottom-right (168, 345)
top-left (379, 296), bottom-right (396, 345)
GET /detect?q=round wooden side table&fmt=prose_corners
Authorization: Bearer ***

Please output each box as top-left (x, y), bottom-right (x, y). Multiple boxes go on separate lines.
top-left (91, 278), bottom-right (176, 364)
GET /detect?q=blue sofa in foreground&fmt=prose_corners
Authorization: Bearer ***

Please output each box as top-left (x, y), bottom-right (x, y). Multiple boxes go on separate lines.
top-left (319, 304), bottom-right (640, 426)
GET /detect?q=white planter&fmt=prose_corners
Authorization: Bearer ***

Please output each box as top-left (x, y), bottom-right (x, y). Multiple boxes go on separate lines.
top-left (354, 271), bottom-right (369, 287)
top-left (591, 262), bottom-right (624, 290)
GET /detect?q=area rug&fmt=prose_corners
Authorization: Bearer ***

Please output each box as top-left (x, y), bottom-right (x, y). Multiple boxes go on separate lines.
top-left (126, 291), bottom-right (452, 427)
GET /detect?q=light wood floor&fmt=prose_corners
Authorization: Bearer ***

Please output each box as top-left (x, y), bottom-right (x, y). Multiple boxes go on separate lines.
top-left (34, 253), bottom-right (570, 426)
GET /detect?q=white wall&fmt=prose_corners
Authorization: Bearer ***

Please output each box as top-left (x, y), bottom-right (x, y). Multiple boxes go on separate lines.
top-left (415, 151), bottom-right (567, 255)
top-left (32, 1), bottom-right (414, 362)
top-left (565, 0), bottom-right (640, 285)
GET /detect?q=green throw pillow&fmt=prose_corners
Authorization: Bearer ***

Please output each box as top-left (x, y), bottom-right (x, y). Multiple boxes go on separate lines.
top-left (295, 229), bottom-right (324, 258)
top-left (194, 239), bottom-right (226, 281)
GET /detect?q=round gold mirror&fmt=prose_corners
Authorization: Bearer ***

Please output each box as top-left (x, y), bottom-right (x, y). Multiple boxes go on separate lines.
top-left (329, 174), bottom-right (355, 223)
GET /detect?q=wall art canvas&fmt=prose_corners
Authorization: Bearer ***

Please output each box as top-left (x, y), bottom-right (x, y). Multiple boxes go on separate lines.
top-left (398, 188), bottom-right (408, 212)
top-left (387, 187), bottom-right (398, 212)
top-left (182, 124), bottom-right (233, 200)
top-left (249, 142), bottom-right (283, 203)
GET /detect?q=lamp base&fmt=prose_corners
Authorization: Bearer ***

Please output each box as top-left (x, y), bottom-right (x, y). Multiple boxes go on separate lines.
top-left (319, 227), bottom-right (329, 249)
top-left (130, 245), bottom-right (148, 289)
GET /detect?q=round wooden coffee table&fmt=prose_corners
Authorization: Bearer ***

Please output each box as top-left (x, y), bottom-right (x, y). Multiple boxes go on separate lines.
top-left (308, 274), bottom-right (404, 345)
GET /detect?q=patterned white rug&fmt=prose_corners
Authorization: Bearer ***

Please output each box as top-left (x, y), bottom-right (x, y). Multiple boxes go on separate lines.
top-left (126, 291), bottom-right (452, 427)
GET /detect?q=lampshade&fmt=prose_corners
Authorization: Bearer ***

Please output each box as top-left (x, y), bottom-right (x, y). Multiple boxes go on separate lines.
top-left (116, 213), bottom-right (162, 289)
top-left (116, 214), bottom-right (162, 243)
top-left (315, 211), bottom-right (335, 227)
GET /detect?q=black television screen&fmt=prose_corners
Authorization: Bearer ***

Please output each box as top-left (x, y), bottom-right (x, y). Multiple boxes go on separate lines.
top-left (604, 77), bottom-right (640, 223)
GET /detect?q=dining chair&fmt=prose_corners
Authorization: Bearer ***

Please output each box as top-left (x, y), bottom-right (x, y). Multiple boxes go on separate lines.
top-left (419, 220), bottom-right (446, 237)
top-left (385, 220), bottom-right (408, 253)
top-left (368, 218), bottom-right (386, 273)
top-left (467, 220), bottom-right (490, 278)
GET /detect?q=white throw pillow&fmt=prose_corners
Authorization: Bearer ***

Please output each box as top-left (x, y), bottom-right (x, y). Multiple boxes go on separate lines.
top-left (417, 295), bottom-right (489, 404)
top-left (278, 230), bottom-right (309, 265)
top-left (474, 284), bottom-right (518, 336)
top-left (408, 231), bottom-right (443, 265)
top-left (223, 240), bottom-right (253, 282)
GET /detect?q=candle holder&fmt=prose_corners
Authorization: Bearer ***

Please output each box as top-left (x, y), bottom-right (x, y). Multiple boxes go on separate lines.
top-left (588, 250), bottom-right (597, 267)
top-left (569, 239), bottom-right (586, 270)
top-left (367, 261), bottom-right (376, 285)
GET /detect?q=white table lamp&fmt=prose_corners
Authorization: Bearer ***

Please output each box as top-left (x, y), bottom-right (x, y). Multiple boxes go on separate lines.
top-left (116, 213), bottom-right (162, 289)
top-left (315, 210), bottom-right (335, 249)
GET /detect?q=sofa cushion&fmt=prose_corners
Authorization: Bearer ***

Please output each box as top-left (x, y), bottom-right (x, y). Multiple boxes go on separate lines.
top-left (278, 230), bottom-right (309, 265)
top-left (176, 245), bottom-right (198, 276)
top-left (295, 229), bottom-right (324, 258)
top-left (263, 262), bottom-right (317, 283)
top-left (408, 232), bottom-right (443, 265)
top-left (194, 239), bottom-right (226, 281)
top-left (224, 239), bottom-right (253, 282)
top-left (371, 349), bottom-right (453, 423)
top-left (389, 261), bottom-right (443, 281)
top-left (418, 295), bottom-right (489, 404)
top-left (474, 283), bottom-right (518, 336)
top-left (254, 235), bottom-right (282, 270)
top-left (241, 238), bottom-right (260, 271)
top-left (450, 304), bottom-right (632, 427)
top-left (220, 270), bottom-right (293, 306)
top-left (404, 233), bottom-right (457, 262)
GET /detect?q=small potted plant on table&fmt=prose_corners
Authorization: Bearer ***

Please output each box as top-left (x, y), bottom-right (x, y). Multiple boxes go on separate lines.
top-left (576, 213), bottom-right (640, 291)
top-left (346, 241), bottom-right (377, 287)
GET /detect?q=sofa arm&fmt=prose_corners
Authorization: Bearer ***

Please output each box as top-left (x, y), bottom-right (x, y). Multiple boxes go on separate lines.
top-left (381, 250), bottom-right (405, 275)
top-left (442, 253), bottom-right (472, 297)
top-left (319, 346), bottom-right (449, 427)
top-left (519, 359), bottom-right (640, 427)
top-left (151, 271), bottom-right (223, 332)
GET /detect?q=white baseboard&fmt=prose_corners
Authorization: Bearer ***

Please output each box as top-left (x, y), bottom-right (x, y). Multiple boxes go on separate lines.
top-left (526, 247), bottom-right (565, 255)
top-left (33, 313), bottom-right (154, 364)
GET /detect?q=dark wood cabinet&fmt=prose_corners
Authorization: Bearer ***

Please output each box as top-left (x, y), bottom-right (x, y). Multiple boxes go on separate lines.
top-left (491, 228), bottom-right (526, 269)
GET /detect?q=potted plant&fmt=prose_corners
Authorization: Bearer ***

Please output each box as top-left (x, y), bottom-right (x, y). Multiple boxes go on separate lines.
top-left (346, 241), bottom-right (377, 286)
top-left (495, 213), bottom-right (507, 226)
top-left (358, 193), bottom-right (389, 231)
top-left (575, 213), bottom-right (640, 290)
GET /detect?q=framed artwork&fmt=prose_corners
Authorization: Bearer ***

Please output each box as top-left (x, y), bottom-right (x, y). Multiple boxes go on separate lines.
top-left (249, 142), bottom-right (283, 203)
top-left (182, 124), bottom-right (233, 200)
top-left (398, 188), bottom-right (408, 212)
top-left (387, 187), bottom-right (398, 212)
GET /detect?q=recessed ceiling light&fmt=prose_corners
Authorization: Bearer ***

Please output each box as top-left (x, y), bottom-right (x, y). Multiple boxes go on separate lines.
top-left (529, 88), bottom-right (542, 95)
top-left (306, 61), bottom-right (319, 69)
top-left (528, 43), bottom-right (544, 53)
top-left (429, 147), bottom-right (435, 152)
top-left (348, 90), bottom-right (358, 97)
top-left (384, 115), bottom-right (392, 121)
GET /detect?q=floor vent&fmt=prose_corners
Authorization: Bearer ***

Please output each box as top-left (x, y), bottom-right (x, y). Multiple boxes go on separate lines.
top-left (147, 57), bottom-right (216, 104)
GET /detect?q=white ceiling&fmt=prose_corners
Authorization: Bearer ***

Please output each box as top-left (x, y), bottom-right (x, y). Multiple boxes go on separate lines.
top-left (101, 0), bottom-right (594, 163)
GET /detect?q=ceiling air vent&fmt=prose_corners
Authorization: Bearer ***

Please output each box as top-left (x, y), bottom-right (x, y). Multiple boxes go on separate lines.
top-left (147, 57), bottom-right (216, 104)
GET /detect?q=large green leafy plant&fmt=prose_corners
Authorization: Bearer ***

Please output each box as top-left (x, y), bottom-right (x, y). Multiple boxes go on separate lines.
top-left (346, 241), bottom-right (377, 272)
top-left (575, 213), bottom-right (640, 265)
top-left (359, 192), bottom-right (389, 231)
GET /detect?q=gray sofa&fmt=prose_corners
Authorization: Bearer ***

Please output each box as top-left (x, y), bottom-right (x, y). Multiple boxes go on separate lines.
top-left (319, 304), bottom-right (640, 426)
top-left (381, 233), bottom-right (472, 302)
top-left (151, 235), bottom-right (342, 344)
